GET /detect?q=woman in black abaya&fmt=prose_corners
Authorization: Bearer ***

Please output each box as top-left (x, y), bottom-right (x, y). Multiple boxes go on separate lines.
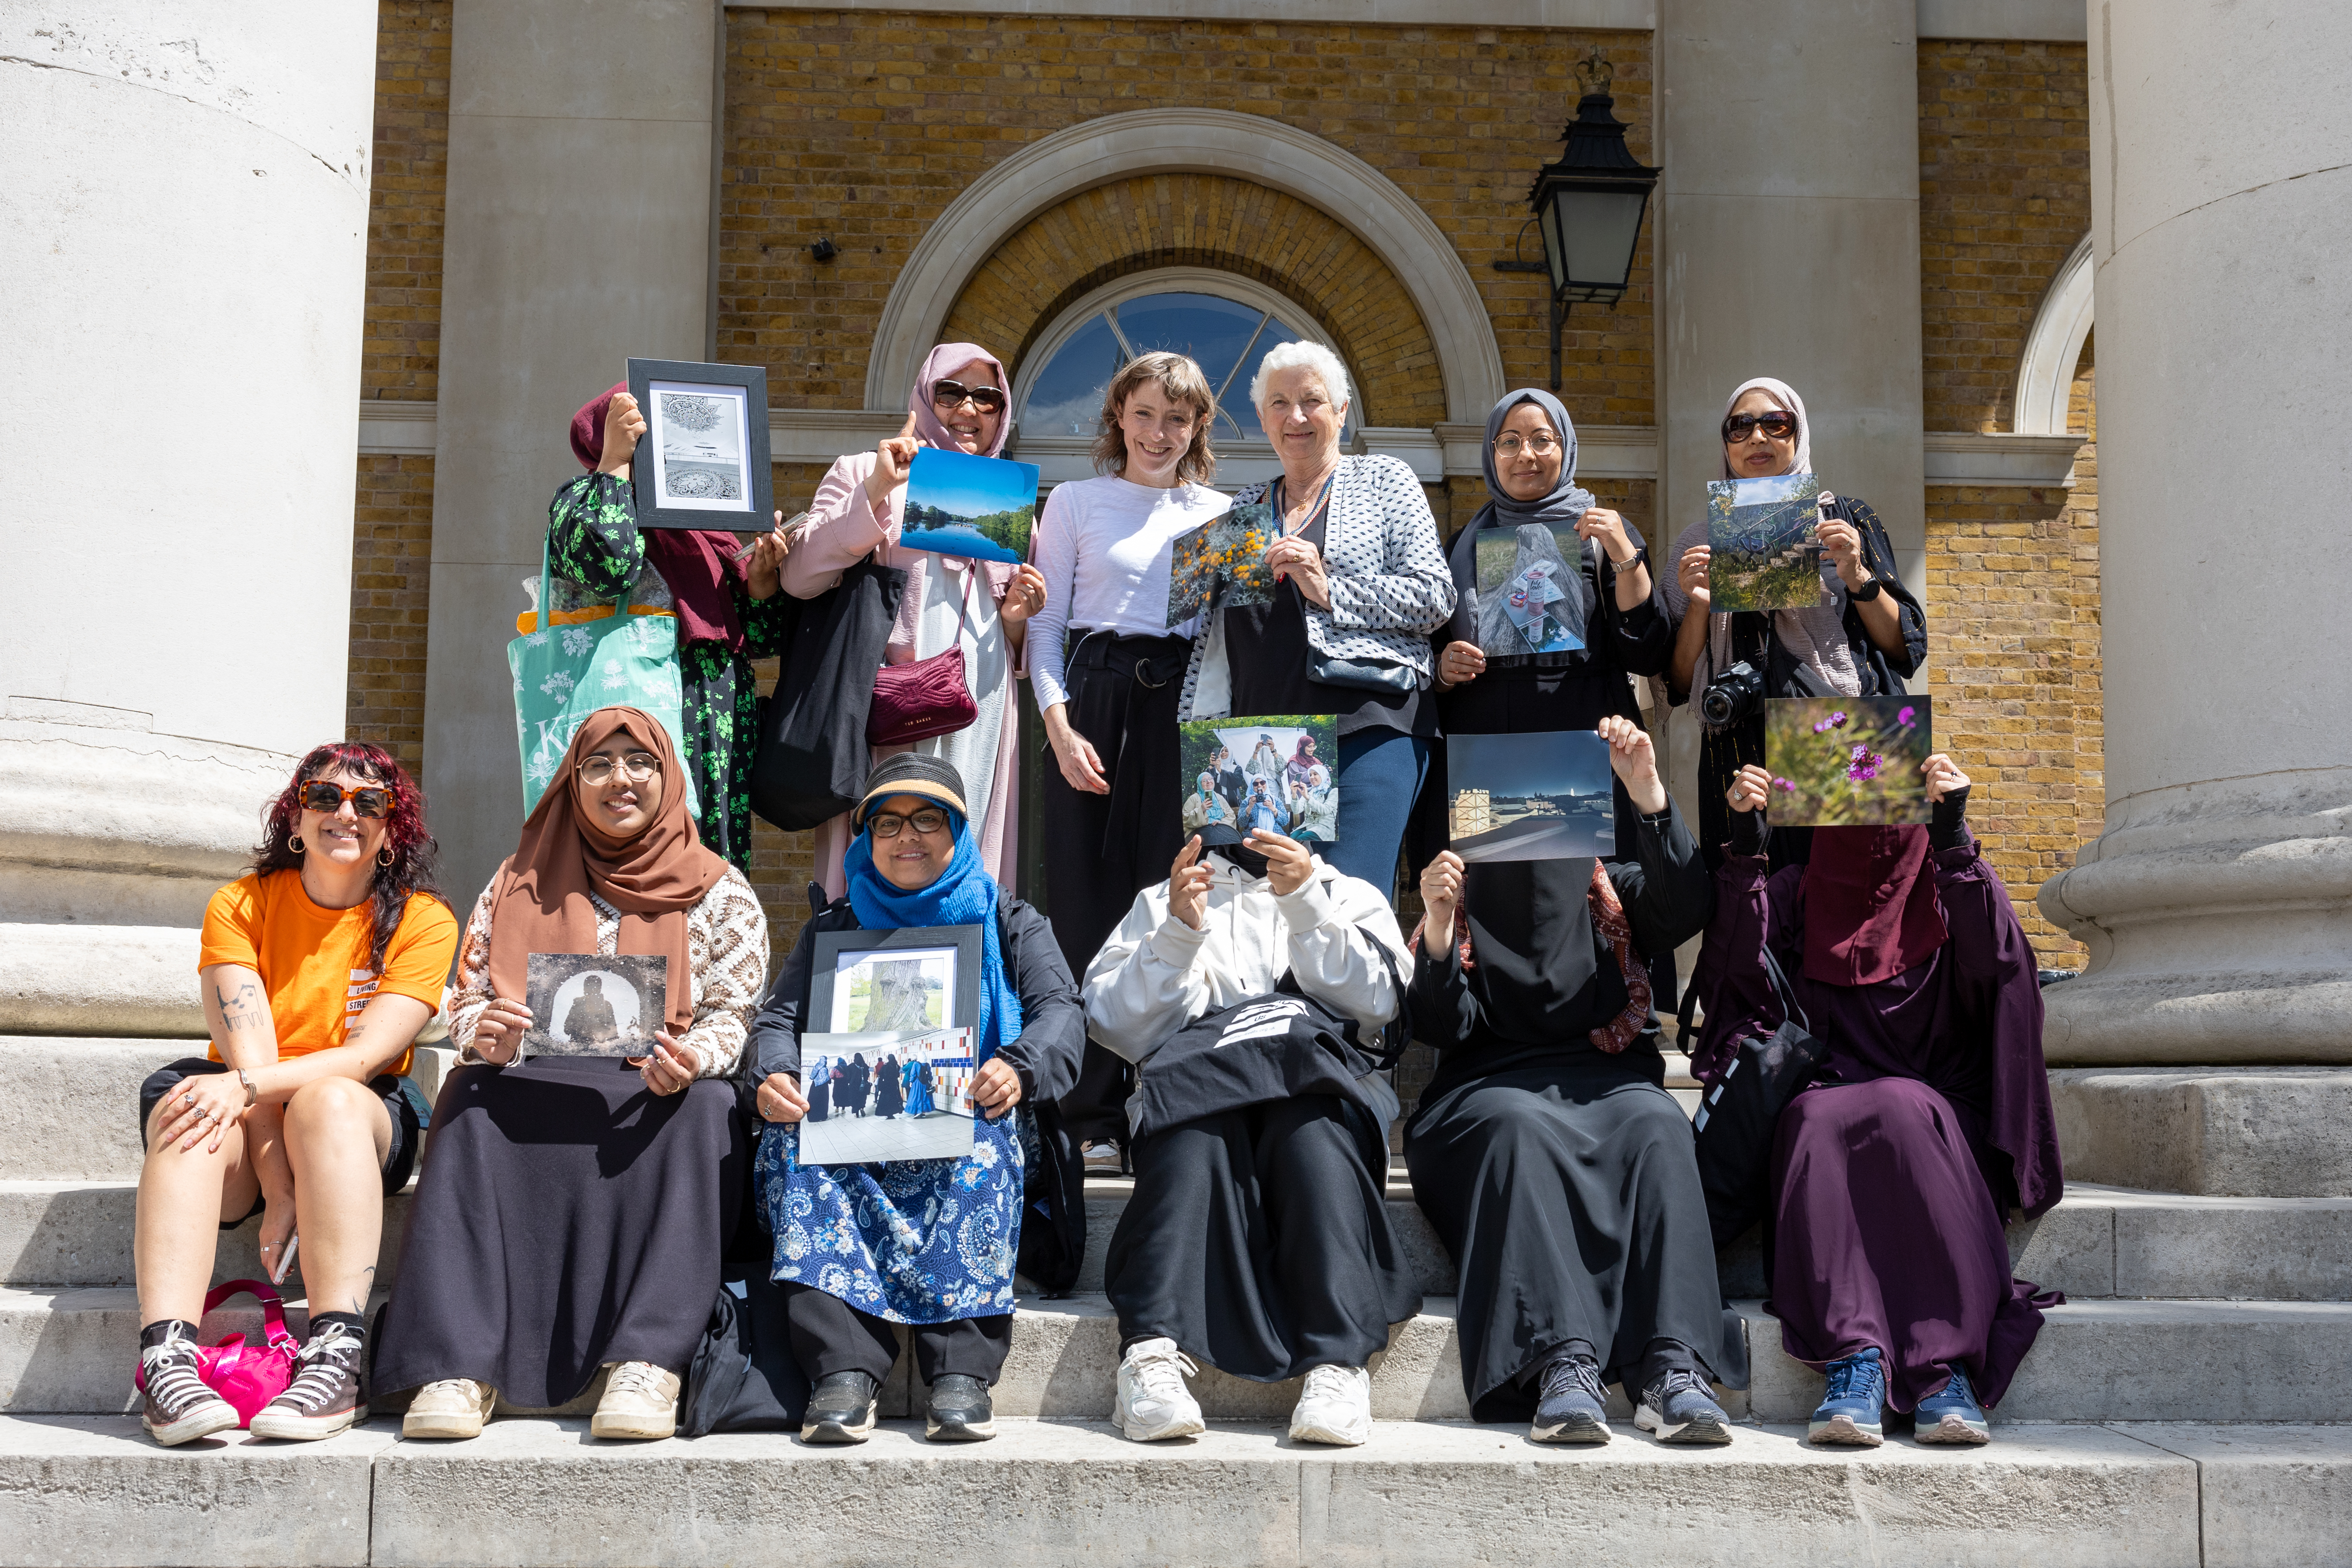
top-left (1404, 715), bottom-right (1727, 1446)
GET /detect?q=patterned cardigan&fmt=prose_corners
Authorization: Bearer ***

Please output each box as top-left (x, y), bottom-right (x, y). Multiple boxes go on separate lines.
top-left (1178, 453), bottom-right (1457, 719)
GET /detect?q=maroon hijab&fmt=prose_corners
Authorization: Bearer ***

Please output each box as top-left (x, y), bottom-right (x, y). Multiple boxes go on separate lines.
top-left (571, 383), bottom-right (748, 653)
top-left (1799, 826), bottom-right (1949, 986)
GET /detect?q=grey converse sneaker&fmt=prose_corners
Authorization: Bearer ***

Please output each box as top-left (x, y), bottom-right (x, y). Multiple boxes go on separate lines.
top-left (139, 1325), bottom-right (241, 1447)
top-left (249, 1320), bottom-right (366, 1441)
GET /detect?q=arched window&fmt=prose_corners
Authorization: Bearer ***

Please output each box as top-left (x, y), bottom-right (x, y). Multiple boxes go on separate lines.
top-left (1016, 270), bottom-right (1360, 446)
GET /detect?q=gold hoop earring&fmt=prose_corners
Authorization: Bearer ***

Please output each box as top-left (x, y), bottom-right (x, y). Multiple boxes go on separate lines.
top-left (289, 836), bottom-right (305, 854)
top-left (378, 847), bottom-right (395, 867)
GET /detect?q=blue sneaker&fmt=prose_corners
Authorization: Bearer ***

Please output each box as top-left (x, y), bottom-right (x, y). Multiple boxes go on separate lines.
top-left (1635, 1369), bottom-right (1733, 1445)
top-left (1913, 1362), bottom-right (1991, 1445)
top-left (1807, 1347), bottom-right (1886, 1447)
top-left (1529, 1353), bottom-right (1610, 1444)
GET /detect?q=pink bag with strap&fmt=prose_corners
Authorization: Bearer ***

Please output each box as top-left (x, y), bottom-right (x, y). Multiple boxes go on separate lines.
top-left (133, 1279), bottom-right (300, 1427)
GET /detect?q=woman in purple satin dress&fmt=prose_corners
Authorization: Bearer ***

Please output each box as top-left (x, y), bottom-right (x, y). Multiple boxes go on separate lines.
top-left (1686, 750), bottom-right (2063, 1447)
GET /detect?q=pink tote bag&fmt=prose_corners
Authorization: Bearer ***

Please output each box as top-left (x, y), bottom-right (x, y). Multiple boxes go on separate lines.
top-left (132, 1279), bottom-right (300, 1427)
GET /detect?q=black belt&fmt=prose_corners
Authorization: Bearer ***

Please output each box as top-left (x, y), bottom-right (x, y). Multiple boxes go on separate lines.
top-left (1068, 631), bottom-right (1190, 689)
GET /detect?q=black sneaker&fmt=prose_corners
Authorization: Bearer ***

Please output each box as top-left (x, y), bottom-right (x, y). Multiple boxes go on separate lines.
top-left (801, 1370), bottom-right (880, 1444)
top-left (926, 1374), bottom-right (995, 1442)
top-left (1635, 1368), bottom-right (1733, 1445)
top-left (139, 1328), bottom-right (240, 1447)
top-left (1529, 1352), bottom-right (1610, 1445)
top-left (249, 1320), bottom-right (366, 1441)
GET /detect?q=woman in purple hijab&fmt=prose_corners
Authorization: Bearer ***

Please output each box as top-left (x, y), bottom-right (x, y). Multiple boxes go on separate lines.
top-left (1686, 748), bottom-right (2062, 1447)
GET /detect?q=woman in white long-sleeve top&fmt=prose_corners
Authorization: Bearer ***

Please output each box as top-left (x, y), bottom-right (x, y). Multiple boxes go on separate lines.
top-left (1084, 826), bottom-right (1421, 1449)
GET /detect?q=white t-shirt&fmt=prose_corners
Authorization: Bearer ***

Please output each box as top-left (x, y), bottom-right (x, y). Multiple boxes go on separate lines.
top-left (1027, 474), bottom-right (1230, 710)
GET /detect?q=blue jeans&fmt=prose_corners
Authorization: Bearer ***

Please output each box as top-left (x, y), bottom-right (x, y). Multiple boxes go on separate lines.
top-left (1326, 729), bottom-right (1431, 899)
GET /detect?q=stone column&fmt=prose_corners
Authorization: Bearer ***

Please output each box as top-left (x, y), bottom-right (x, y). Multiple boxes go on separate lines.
top-left (2037, 1), bottom-right (2352, 1066)
top-left (422, 0), bottom-right (721, 905)
top-left (0, 4), bottom-right (378, 1035)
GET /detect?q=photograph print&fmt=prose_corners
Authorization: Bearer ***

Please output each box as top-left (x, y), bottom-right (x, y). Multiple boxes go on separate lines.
top-left (797, 1026), bottom-right (979, 1165)
top-left (1707, 472), bottom-right (1833, 613)
top-left (1471, 521), bottom-right (1587, 656)
top-left (623, 358), bottom-right (774, 530)
top-left (1762, 695), bottom-right (1934, 828)
top-left (1176, 713), bottom-right (1339, 848)
top-left (898, 447), bottom-right (1041, 565)
top-left (1166, 503), bottom-right (1278, 625)
top-left (827, 946), bottom-right (956, 1034)
top-left (522, 952), bottom-right (669, 1057)
top-left (1445, 730), bottom-right (1616, 863)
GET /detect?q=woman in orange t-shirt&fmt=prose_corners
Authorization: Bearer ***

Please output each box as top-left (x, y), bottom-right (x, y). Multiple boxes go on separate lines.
top-left (132, 742), bottom-right (457, 1447)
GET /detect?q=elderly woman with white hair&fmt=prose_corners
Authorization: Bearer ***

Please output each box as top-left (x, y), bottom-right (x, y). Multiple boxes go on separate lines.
top-left (1176, 341), bottom-right (1455, 898)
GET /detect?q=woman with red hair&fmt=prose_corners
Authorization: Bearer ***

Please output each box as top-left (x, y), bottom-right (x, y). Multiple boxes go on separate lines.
top-left (131, 743), bottom-right (458, 1446)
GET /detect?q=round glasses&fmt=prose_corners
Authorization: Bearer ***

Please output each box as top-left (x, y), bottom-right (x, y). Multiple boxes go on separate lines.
top-left (869, 808), bottom-right (949, 839)
top-left (579, 751), bottom-right (661, 786)
top-left (1492, 432), bottom-right (1561, 458)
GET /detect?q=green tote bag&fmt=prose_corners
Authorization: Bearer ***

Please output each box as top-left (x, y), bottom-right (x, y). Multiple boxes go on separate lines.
top-left (508, 543), bottom-right (699, 820)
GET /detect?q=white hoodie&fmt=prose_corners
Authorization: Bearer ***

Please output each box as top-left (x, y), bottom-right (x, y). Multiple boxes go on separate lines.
top-left (1082, 853), bottom-right (1411, 1065)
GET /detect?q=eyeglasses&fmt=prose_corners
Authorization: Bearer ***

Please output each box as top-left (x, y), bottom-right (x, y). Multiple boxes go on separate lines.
top-left (1722, 410), bottom-right (1799, 443)
top-left (1492, 432), bottom-right (1562, 458)
top-left (578, 751), bottom-right (661, 786)
top-left (931, 379), bottom-right (1007, 415)
top-left (868, 808), bottom-right (949, 839)
top-left (299, 781), bottom-right (391, 819)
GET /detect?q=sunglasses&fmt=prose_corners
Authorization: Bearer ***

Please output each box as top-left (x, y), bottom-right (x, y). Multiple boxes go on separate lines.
top-left (931, 379), bottom-right (1007, 415)
top-left (1722, 410), bottom-right (1798, 443)
top-left (868, 808), bottom-right (949, 839)
top-left (299, 781), bottom-right (392, 819)
top-left (579, 751), bottom-right (661, 786)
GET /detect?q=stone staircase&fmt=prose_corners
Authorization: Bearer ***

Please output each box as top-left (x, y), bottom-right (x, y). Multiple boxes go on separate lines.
top-left (1, 1036), bottom-right (2346, 1567)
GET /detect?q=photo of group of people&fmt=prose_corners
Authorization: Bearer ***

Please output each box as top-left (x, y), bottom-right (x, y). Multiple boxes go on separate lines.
top-left (1176, 715), bottom-right (1340, 847)
top-left (798, 1027), bottom-right (978, 1165)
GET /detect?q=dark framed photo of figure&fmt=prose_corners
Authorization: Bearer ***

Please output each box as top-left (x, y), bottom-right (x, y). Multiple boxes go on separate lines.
top-left (522, 952), bottom-right (669, 1056)
top-left (623, 358), bottom-right (774, 530)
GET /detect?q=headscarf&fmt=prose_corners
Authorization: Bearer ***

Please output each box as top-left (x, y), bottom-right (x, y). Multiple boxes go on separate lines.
top-left (841, 756), bottom-right (1023, 1068)
top-left (570, 384), bottom-right (748, 653)
top-left (1799, 825), bottom-right (1949, 986)
top-left (1443, 389), bottom-right (1612, 662)
top-left (1408, 857), bottom-right (1651, 1051)
top-left (1285, 737), bottom-right (1320, 788)
top-left (910, 342), bottom-right (1013, 458)
top-left (487, 708), bottom-right (727, 1034)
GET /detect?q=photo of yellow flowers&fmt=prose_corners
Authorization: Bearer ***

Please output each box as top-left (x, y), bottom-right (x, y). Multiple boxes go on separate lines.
top-left (1166, 504), bottom-right (1277, 624)
top-left (1763, 696), bottom-right (1934, 828)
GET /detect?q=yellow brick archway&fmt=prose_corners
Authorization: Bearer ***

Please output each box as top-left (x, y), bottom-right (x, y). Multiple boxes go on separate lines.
top-left (939, 174), bottom-right (1447, 431)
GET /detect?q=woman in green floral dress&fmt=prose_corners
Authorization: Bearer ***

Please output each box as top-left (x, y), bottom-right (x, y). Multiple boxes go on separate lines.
top-left (542, 385), bottom-right (792, 872)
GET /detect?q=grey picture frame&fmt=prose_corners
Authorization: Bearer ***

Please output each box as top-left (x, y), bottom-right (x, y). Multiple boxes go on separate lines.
top-left (622, 357), bottom-right (774, 531)
top-left (810, 924), bottom-right (983, 1035)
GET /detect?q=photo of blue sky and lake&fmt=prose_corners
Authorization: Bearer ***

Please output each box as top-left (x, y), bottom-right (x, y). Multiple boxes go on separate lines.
top-left (900, 447), bottom-right (1041, 565)
top-left (1445, 730), bottom-right (1615, 863)
top-left (1707, 471), bottom-right (1833, 613)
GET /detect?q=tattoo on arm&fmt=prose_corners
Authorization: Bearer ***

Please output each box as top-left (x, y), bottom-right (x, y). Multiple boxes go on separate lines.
top-left (216, 980), bottom-right (266, 1031)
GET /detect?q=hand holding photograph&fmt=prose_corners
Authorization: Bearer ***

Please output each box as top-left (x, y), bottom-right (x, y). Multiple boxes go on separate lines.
top-left (1445, 730), bottom-right (1616, 862)
top-left (1165, 504), bottom-right (1277, 625)
top-left (1176, 714), bottom-right (1338, 847)
top-left (898, 447), bottom-right (1041, 564)
top-left (1707, 472), bottom-right (1833, 613)
top-left (1471, 523), bottom-right (1588, 656)
top-left (622, 358), bottom-right (775, 531)
top-left (522, 953), bottom-right (669, 1057)
top-left (1763, 696), bottom-right (1934, 827)
top-left (797, 1027), bottom-right (979, 1165)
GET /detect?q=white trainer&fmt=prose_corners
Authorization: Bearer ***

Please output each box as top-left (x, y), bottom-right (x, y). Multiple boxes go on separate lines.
top-left (1114, 1337), bottom-right (1206, 1442)
top-left (1288, 1364), bottom-right (1371, 1447)
top-left (590, 1361), bottom-right (680, 1441)
top-left (402, 1378), bottom-right (497, 1441)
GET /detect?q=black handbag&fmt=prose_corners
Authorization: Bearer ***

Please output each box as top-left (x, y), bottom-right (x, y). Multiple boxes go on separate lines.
top-left (749, 554), bottom-right (906, 831)
top-left (678, 1271), bottom-right (809, 1436)
top-left (1688, 944), bottom-right (1830, 1249)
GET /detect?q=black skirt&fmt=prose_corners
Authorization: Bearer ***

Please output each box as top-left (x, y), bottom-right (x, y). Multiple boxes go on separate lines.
top-left (372, 1056), bottom-right (750, 1406)
top-left (1405, 1055), bottom-right (1723, 1420)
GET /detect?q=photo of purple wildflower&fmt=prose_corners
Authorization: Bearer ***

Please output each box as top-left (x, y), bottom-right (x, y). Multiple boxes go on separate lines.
top-left (1762, 696), bottom-right (1933, 828)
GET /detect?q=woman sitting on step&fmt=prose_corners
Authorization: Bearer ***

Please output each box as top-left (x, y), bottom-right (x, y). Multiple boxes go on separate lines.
top-left (1083, 821), bottom-right (1423, 1448)
top-left (134, 742), bottom-right (457, 1447)
top-left (373, 708), bottom-right (768, 1443)
top-left (747, 755), bottom-right (1085, 1444)
top-left (1405, 716), bottom-right (1731, 1447)
top-left (1688, 750), bottom-right (2063, 1446)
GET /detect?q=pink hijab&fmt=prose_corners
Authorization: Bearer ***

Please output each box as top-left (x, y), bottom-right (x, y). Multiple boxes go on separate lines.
top-left (911, 343), bottom-right (1012, 457)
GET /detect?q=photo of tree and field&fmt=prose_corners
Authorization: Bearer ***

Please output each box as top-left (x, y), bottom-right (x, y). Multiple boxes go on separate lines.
top-left (898, 447), bottom-right (1041, 565)
top-left (1763, 696), bottom-right (1935, 828)
top-left (1707, 472), bottom-right (1833, 612)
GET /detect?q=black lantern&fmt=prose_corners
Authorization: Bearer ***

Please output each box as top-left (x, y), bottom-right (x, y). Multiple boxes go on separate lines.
top-left (1495, 52), bottom-right (1662, 390)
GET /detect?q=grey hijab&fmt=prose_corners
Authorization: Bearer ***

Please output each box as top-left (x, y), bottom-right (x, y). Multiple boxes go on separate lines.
top-left (1448, 388), bottom-right (1599, 655)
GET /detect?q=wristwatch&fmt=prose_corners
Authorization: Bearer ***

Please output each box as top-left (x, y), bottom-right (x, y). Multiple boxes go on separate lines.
top-left (1609, 547), bottom-right (1648, 574)
top-left (1848, 575), bottom-right (1885, 602)
top-left (237, 1068), bottom-right (257, 1106)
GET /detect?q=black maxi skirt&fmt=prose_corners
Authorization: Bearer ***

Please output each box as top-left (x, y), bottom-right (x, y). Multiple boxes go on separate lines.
top-left (1405, 1057), bottom-right (1724, 1420)
top-left (1104, 1094), bottom-right (1422, 1382)
top-left (373, 1056), bottom-right (751, 1407)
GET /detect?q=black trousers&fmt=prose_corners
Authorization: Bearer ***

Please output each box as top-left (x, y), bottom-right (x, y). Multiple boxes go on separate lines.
top-left (781, 1282), bottom-right (1012, 1387)
top-left (1044, 631), bottom-right (1190, 1145)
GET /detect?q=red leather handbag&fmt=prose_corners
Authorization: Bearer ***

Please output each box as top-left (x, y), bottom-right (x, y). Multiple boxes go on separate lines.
top-left (866, 567), bottom-right (979, 746)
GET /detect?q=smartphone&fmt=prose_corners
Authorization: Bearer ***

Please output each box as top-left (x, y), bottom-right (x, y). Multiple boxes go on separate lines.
top-left (270, 1233), bottom-right (298, 1287)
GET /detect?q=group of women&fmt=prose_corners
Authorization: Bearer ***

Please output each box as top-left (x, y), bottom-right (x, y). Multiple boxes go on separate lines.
top-left (128, 333), bottom-right (2056, 1459)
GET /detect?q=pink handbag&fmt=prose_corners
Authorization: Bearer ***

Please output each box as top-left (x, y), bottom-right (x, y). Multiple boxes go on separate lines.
top-left (866, 567), bottom-right (979, 746)
top-left (133, 1279), bottom-right (300, 1427)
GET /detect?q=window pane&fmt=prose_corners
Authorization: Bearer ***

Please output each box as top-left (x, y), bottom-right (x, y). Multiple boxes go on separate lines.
top-left (1112, 293), bottom-right (1266, 395)
top-left (1021, 313), bottom-right (1122, 437)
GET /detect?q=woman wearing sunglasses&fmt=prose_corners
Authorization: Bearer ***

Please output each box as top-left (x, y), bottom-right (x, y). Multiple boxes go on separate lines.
top-left (372, 708), bottom-right (769, 1443)
top-left (133, 744), bottom-right (457, 1445)
top-left (1659, 378), bottom-right (1925, 868)
top-left (746, 755), bottom-right (1084, 1444)
top-left (785, 343), bottom-right (1051, 900)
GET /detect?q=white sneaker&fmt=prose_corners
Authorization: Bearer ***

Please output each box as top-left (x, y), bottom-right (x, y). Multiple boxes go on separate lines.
top-left (1114, 1337), bottom-right (1205, 1441)
top-left (403, 1378), bottom-right (496, 1440)
top-left (1288, 1364), bottom-right (1371, 1447)
top-left (589, 1361), bottom-right (679, 1440)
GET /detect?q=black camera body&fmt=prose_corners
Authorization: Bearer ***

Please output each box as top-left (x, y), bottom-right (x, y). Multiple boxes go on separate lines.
top-left (1699, 659), bottom-right (1767, 731)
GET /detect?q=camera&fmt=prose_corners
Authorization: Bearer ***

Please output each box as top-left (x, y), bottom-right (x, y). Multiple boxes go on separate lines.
top-left (1699, 659), bottom-right (1767, 731)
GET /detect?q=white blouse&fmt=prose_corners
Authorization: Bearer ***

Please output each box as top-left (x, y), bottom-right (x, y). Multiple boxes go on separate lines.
top-left (1027, 474), bottom-right (1230, 710)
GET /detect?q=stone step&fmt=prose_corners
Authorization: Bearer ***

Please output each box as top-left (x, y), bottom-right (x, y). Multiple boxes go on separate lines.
top-left (7, 1414), bottom-right (2350, 1568)
top-left (2051, 1065), bottom-right (2352, 1197)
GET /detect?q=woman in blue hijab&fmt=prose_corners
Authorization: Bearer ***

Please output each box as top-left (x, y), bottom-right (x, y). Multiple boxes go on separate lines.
top-left (747, 755), bottom-right (1084, 1444)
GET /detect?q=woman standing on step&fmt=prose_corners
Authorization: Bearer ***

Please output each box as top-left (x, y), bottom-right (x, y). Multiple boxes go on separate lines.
top-left (747, 755), bottom-right (1084, 1445)
top-left (133, 742), bottom-right (457, 1446)
top-left (374, 708), bottom-right (767, 1444)
top-left (1688, 750), bottom-right (2063, 1446)
top-left (1405, 716), bottom-right (1731, 1447)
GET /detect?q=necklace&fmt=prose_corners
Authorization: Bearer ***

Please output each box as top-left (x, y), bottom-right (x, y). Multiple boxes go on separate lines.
top-left (1273, 470), bottom-right (1337, 538)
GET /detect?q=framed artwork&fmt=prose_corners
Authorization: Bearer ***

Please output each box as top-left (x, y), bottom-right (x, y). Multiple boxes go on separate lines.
top-left (810, 925), bottom-right (983, 1037)
top-left (622, 358), bottom-right (775, 530)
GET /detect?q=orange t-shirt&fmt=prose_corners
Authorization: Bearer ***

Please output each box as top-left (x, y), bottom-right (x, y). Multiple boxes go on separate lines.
top-left (198, 870), bottom-right (459, 1078)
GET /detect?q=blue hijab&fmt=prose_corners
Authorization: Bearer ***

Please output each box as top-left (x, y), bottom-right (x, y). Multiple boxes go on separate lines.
top-left (843, 805), bottom-right (1023, 1067)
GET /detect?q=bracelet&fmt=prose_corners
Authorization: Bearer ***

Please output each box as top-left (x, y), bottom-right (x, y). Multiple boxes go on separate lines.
top-left (237, 1068), bottom-right (257, 1107)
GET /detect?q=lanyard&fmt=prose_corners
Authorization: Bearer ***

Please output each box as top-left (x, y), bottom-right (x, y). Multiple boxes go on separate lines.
top-left (1272, 472), bottom-right (1336, 539)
